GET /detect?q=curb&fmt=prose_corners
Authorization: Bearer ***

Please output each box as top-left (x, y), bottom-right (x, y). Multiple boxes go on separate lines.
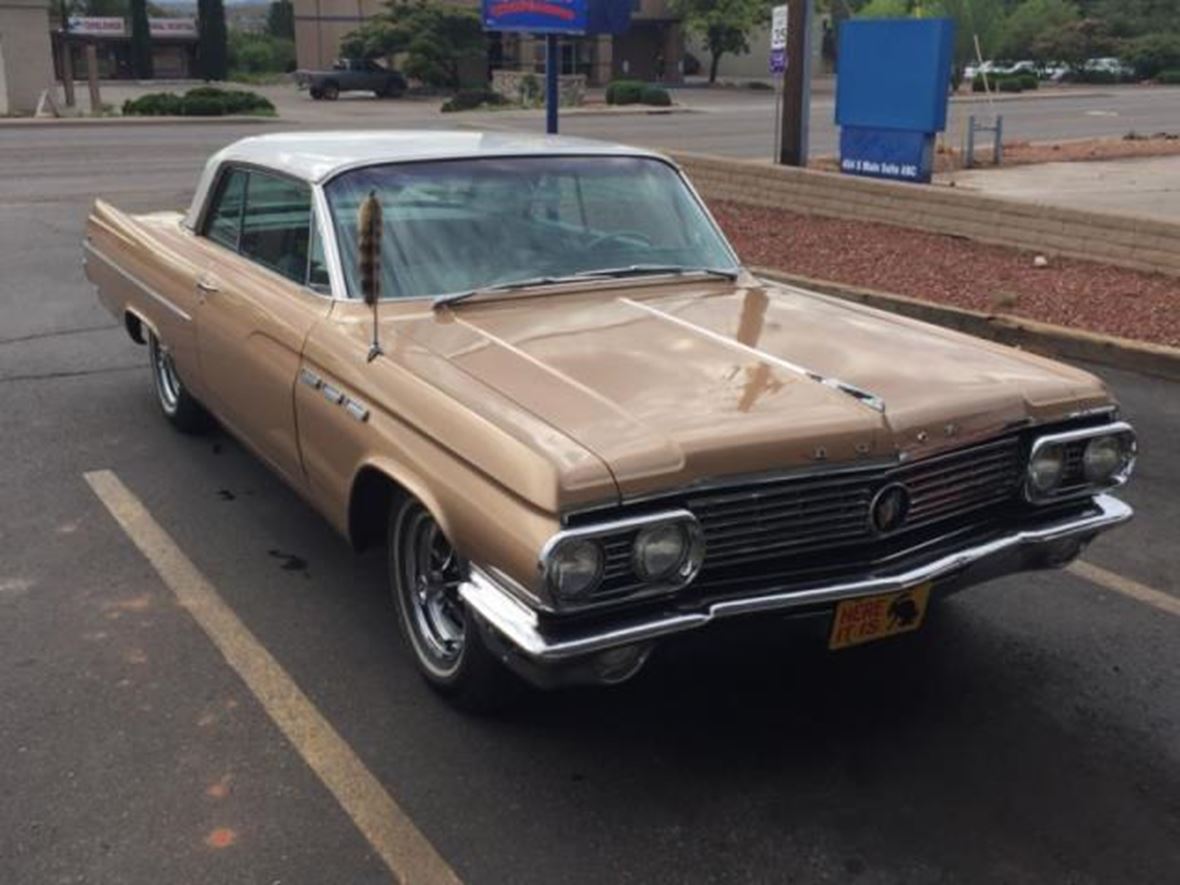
top-left (0, 115), bottom-right (276, 128)
top-left (753, 267), bottom-right (1180, 382)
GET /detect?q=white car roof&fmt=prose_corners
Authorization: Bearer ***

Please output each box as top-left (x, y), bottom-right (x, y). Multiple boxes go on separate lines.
top-left (183, 130), bottom-right (670, 228)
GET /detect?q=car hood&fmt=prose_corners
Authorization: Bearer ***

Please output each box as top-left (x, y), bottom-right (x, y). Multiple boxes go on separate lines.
top-left (394, 278), bottom-right (1112, 503)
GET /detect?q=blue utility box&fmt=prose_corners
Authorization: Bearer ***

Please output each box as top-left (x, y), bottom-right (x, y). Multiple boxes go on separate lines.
top-left (835, 18), bottom-right (956, 184)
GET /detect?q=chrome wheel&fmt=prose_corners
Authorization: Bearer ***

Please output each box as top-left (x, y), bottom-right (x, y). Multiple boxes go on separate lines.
top-left (397, 507), bottom-right (467, 677)
top-left (149, 334), bottom-right (181, 415)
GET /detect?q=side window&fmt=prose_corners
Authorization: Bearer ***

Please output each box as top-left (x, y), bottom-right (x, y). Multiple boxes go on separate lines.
top-left (239, 172), bottom-right (312, 284)
top-left (205, 168), bottom-right (247, 250)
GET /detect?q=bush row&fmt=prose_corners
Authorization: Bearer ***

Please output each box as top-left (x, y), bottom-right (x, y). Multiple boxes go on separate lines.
top-left (1158, 69), bottom-right (1180, 85)
top-left (122, 87), bottom-right (275, 117)
top-left (440, 89), bottom-right (509, 113)
top-left (605, 80), bottom-right (672, 107)
top-left (971, 73), bottom-right (1039, 93)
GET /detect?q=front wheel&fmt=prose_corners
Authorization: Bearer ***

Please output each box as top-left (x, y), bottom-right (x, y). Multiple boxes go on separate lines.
top-left (388, 498), bottom-right (522, 712)
top-left (148, 332), bottom-right (209, 434)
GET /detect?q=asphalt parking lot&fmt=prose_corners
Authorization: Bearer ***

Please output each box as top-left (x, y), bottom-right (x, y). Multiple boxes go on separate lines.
top-left (1, 125), bottom-right (1178, 884)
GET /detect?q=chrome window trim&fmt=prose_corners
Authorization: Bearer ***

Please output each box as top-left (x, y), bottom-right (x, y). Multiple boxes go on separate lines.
top-left (1025, 420), bottom-right (1137, 504)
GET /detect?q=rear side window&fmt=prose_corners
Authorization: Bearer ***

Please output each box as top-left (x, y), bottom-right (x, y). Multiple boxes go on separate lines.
top-left (239, 172), bottom-right (312, 283)
top-left (205, 169), bottom-right (247, 250)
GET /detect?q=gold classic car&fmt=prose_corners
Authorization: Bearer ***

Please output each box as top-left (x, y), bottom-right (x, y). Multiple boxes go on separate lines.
top-left (84, 131), bottom-right (1137, 709)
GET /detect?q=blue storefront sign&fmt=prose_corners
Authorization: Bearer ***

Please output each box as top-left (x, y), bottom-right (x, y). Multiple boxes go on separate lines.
top-left (835, 18), bottom-right (956, 184)
top-left (483, 0), bottom-right (587, 34)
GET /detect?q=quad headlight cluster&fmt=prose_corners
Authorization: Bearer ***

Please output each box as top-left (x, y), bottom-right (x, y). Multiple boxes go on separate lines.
top-left (1026, 422), bottom-right (1136, 502)
top-left (541, 512), bottom-right (705, 607)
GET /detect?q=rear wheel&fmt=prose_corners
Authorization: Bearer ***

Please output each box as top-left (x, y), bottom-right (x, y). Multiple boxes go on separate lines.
top-left (148, 332), bottom-right (208, 434)
top-left (309, 86), bottom-right (323, 100)
top-left (388, 498), bottom-right (522, 712)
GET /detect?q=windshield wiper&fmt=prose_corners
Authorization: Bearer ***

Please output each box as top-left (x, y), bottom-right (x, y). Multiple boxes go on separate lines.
top-left (432, 275), bottom-right (577, 309)
top-left (432, 265), bottom-right (741, 310)
top-left (578, 264), bottom-right (741, 281)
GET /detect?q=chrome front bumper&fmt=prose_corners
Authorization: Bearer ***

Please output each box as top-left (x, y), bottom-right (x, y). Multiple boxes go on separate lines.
top-left (460, 494), bottom-right (1132, 669)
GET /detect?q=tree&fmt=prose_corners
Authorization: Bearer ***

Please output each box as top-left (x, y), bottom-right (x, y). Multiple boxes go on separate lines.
top-left (267, 0), bottom-right (295, 41)
top-left (129, 0), bottom-right (153, 79)
top-left (342, 2), bottom-right (485, 89)
top-left (197, 0), bottom-right (228, 81)
top-left (998, 0), bottom-right (1079, 60)
top-left (672, 0), bottom-right (771, 84)
top-left (1031, 17), bottom-right (1116, 70)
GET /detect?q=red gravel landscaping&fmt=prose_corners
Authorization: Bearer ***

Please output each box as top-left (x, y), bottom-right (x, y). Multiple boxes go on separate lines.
top-left (712, 201), bottom-right (1180, 348)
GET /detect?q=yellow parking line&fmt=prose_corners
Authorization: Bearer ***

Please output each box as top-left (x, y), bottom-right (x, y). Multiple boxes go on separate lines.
top-left (84, 470), bottom-right (461, 885)
top-left (1070, 560), bottom-right (1180, 619)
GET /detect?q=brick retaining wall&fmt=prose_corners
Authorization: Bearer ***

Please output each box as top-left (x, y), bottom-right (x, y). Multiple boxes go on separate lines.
top-left (671, 152), bottom-right (1180, 279)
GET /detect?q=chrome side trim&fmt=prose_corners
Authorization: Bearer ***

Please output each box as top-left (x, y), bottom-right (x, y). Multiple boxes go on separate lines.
top-left (84, 241), bottom-right (192, 323)
top-left (620, 297), bottom-right (887, 413)
top-left (298, 367), bottom-right (322, 389)
top-left (461, 494), bottom-right (1133, 662)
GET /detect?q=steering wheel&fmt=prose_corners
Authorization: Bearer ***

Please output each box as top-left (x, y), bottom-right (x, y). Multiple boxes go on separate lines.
top-left (583, 230), bottom-right (654, 254)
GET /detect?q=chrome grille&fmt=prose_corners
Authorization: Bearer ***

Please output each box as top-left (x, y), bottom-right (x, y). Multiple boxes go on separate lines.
top-left (690, 435), bottom-right (1023, 571)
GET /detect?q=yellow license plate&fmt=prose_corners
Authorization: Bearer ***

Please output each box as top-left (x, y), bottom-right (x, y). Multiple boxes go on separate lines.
top-left (829, 583), bottom-right (933, 651)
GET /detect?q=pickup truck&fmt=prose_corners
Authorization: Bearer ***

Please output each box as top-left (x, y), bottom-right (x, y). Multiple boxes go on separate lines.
top-left (294, 58), bottom-right (407, 100)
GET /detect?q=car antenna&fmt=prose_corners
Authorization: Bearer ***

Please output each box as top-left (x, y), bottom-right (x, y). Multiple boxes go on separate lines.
top-left (358, 190), bottom-right (383, 362)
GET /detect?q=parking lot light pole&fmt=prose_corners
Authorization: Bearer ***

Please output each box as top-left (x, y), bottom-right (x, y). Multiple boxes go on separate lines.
top-left (546, 33), bottom-right (559, 134)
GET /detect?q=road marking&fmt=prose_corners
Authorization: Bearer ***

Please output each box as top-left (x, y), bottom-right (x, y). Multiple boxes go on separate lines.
top-left (84, 470), bottom-right (461, 885)
top-left (1070, 560), bottom-right (1180, 619)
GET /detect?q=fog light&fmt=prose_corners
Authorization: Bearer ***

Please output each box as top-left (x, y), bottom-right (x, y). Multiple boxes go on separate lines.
top-left (1083, 435), bottom-right (1128, 484)
top-left (593, 644), bottom-right (650, 684)
top-left (1028, 444), bottom-right (1065, 496)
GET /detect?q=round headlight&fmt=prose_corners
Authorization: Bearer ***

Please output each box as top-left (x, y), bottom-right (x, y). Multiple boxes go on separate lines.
top-left (1028, 444), bottom-right (1065, 495)
top-left (547, 538), bottom-right (603, 601)
top-left (1083, 435), bottom-right (1127, 484)
top-left (633, 522), bottom-right (690, 582)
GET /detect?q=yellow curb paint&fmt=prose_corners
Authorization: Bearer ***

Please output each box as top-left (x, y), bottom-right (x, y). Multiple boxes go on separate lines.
top-left (84, 470), bottom-right (461, 885)
top-left (1070, 560), bottom-right (1180, 620)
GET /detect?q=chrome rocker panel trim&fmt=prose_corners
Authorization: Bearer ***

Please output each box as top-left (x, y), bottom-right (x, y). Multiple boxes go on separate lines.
top-left (460, 494), bottom-right (1133, 664)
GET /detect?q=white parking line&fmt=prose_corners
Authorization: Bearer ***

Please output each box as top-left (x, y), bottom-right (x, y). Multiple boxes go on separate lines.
top-left (84, 470), bottom-right (461, 885)
top-left (1070, 560), bottom-right (1180, 619)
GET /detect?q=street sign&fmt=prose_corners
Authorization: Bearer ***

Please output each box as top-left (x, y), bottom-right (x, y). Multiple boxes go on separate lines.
top-left (769, 5), bottom-right (788, 75)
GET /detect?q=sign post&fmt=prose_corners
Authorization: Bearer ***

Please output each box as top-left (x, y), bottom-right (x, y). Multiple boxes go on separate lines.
top-left (482, 0), bottom-right (631, 136)
top-left (776, 0), bottom-right (812, 167)
top-left (769, 4), bottom-right (786, 162)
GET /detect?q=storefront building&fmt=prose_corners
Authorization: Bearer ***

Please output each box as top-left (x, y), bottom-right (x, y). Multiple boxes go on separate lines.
top-left (53, 16), bottom-right (199, 80)
top-left (292, 0), bottom-right (684, 86)
top-left (1, 0), bottom-right (55, 114)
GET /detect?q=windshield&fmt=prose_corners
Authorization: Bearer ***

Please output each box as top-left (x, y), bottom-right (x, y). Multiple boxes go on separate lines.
top-left (324, 156), bottom-right (739, 300)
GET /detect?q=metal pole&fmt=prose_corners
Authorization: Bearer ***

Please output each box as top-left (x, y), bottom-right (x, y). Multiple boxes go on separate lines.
top-left (85, 41), bottom-right (101, 114)
top-left (545, 33), bottom-right (559, 135)
top-left (778, 0), bottom-right (814, 166)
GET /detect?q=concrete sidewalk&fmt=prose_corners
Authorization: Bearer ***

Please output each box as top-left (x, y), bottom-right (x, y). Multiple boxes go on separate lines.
top-left (943, 155), bottom-right (1180, 223)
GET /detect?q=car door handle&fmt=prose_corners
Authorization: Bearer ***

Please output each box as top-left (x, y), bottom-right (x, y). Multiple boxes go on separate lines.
top-left (196, 276), bottom-right (220, 294)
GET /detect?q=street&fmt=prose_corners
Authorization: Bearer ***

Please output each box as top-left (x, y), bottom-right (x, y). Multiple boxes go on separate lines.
top-left (2, 122), bottom-right (1179, 884)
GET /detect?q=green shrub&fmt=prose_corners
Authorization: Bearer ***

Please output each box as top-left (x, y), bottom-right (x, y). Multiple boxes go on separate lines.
top-left (440, 88), bottom-right (508, 112)
top-left (1125, 33), bottom-right (1180, 79)
top-left (1073, 68), bottom-right (1118, 84)
top-left (1017, 73), bottom-right (1039, 91)
top-left (605, 80), bottom-right (644, 105)
top-left (640, 85), bottom-right (672, 106)
top-left (121, 92), bottom-right (183, 116)
top-left (744, 80), bottom-right (774, 91)
top-left (997, 77), bottom-right (1024, 93)
top-left (122, 87), bottom-right (274, 117)
top-left (1158, 69), bottom-right (1180, 85)
top-left (181, 95), bottom-right (227, 116)
top-left (971, 74), bottom-right (989, 92)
